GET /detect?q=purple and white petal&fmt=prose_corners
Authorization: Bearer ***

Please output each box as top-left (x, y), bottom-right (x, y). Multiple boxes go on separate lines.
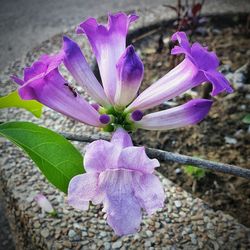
top-left (18, 68), bottom-right (102, 127)
top-left (118, 146), bottom-right (159, 173)
top-left (106, 195), bottom-right (141, 236)
top-left (77, 13), bottom-right (138, 103)
top-left (190, 42), bottom-right (219, 70)
top-left (99, 169), bottom-right (141, 235)
top-left (114, 45), bottom-right (144, 107)
top-left (68, 173), bottom-right (99, 210)
top-left (126, 58), bottom-right (200, 111)
top-left (133, 173), bottom-right (165, 215)
top-left (39, 53), bottom-right (65, 73)
top-left (12, 53), bottom-right (63, 86)
top-left (171, 32), bottom-right (191, 53)
top-left (135, 99), bottom-right (212, 130)
top-left (62, 36), bottom-right (110, 107)
top-left (203, 70), bottom-right (233, 96)
top-left (171, 31), bottom-right (233, 96)
top-left (111, 127), bottom-right (133, 149)
top-left (84, 140), bottom-right (121, 173)
top-left (34, 194), bottom-right (54, 213)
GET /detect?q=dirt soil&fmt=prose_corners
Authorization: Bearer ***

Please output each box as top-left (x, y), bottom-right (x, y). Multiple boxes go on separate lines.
top-left (132, 13), bottom-right (250, 227)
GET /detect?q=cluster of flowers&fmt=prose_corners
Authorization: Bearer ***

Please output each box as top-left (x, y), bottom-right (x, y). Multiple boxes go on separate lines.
top-left (13, 13), bottom-right (232, 235)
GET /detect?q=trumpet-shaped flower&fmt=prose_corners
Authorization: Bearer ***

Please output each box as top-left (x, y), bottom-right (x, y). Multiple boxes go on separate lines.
top-left (11, 53), bottom-right (103, 127)
top-left (12, 13), bottom-right (232, 132)
top-left (68, 128), bottom-right (165, 235)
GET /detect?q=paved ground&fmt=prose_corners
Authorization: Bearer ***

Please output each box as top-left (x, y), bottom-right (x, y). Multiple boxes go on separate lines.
top-left (0, 0), bottom-right (169, 71)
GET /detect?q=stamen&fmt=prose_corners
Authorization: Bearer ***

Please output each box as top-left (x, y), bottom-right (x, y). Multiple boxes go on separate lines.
top-left (99, 114), bottom-right (111, 124)
top-left (131, 110), bottom-right (143, 121)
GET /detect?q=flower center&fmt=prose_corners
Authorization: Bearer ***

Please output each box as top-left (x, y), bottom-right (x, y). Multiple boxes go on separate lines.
top-left (98, 106), bottom-right (143, 132)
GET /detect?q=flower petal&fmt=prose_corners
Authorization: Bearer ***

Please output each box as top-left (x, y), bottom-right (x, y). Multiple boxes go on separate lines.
top-left (133, 173), bottom-right (165, 214)
top-left (135, 99), bottom-right (212, 130)
top-left (62, 36), bottom-right (110, 107)
top-left (77, 13), bottom-right (138, 103)
top-left (23, 61), bottom-right (48, 82)
top-left (18, 68), bottom-right (102, 126)
top-left (84, 140), bottom-right (121, 173)
top-left (204, 70), bottom-right (233, 96)
top-left (111, 127), bottom-right (133, 149)
top-left (171, 45), bottom-right (188, 55)
top-left (190, 42), bottom-right (219, 70)
top-left (118, 146), bottom-right (159, 173)
top-left (99, 169), bottom-right (141, 236)
top-left (39, 53), bottom-right (65, 73)
top-left (67, 173), bottom-right (99, 210)
top-left (171, 31), bottom-right (191, 52)
top-left (114, 45), bottom-right (144, 107)
top-left (171, 31), bottom-right (233, 96)
top-left (34, 194), bottom-right (54, 213)
top-left (126, 58), bottom-right (199, 111)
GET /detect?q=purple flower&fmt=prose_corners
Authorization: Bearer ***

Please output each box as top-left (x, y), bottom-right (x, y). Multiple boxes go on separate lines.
top-left (126, 31), bottom-right (233, 112)
top-left (171, 32), bottom-right (233, 95)
top-left (68, 128), bottom-right (165, 235)
top-left (11, 53), bottom-right (103, 127)
top-left (12, 14), bottom-right (232, 131)
top-left (76, 13), bottom-right (139, 103)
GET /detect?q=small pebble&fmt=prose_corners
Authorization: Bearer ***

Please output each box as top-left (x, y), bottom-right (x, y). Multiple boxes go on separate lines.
top-left (146, 230), bottom-right (153, 237)
top-left (175, 168), bottom-right (182, 175)
top-left (82, 231), bottom-right (88, 237)
top-left (104, 242), bottom-right (111, 249)
top-left (34, 221), bottom-right (40, 229)
top-left (174, 200), bottom-right (182, 208)
top-left (41, 229), bottom-right (50, 238)
top-left (207, 222), bottom-right (214, 230)
top-left (68, 229), bottom-right (76, 238)
top-left (224, 136), bottom-right (237, 144)
top-left (112, 241), bottom-right (122, 249)
top-left (100, 231), bottom-right (107, 237)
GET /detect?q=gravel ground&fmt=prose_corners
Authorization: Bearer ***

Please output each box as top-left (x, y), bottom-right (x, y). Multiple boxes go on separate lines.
top-left (1, 144), bottom-right (249, 249)
top-left (0, 199), bottom-right (15, 250)
top-left (0, 3), bottom-right (250, 250)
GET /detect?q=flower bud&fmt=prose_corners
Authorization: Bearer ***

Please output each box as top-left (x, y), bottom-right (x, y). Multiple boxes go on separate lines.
top-left (115, 45), bottom-right (144, 108)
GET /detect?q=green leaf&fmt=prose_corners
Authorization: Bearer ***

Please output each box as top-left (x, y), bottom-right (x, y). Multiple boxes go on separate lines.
top-left (0, 121), bottom-right (84, 193)
top-left (0, 91), bottom-right (43, 118)
top-left (242, 114), bottom-right (250, 124)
